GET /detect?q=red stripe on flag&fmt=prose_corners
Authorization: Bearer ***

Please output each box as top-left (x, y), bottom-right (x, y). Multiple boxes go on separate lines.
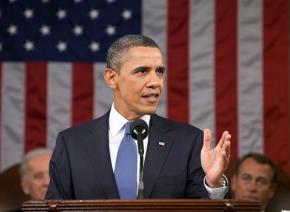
top-left (72, 63), bottom-right (94, 126)
top-left (215, 0), bottom-right (238, 158)
top-left (263, 0), bottom-right (289, 173)
top-left (25, 62), bottom-right (47, 152)
top-left (167, 0), bottom-right (189, 122)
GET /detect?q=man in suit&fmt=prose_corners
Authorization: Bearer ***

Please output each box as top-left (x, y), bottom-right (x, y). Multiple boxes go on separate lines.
top-left (231, 153), bottom-right (277, 210)
top-left (46, 34), bottom-right (231, 199)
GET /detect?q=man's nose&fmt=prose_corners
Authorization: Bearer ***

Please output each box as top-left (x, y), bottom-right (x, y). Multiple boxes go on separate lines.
top-left (248, 179), bottom-right (258, 191)
top-left (146, 71), bottom-right (162, 87)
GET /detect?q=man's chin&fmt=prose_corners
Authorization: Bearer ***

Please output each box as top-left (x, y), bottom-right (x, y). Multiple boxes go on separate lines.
top-left (141, 106), bottom-right (158, 115)
top-left (129, 104), bottom-right (158, 118)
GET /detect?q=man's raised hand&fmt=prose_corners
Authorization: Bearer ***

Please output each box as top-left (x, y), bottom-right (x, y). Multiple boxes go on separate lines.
top-left (201, 129), bottom-right (231, 188)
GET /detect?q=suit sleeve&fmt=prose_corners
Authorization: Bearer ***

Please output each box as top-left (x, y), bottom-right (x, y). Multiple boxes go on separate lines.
top-left (45, 132), bottom-right (74, 199)
top-left (186, 130), bottom-right (209, 198)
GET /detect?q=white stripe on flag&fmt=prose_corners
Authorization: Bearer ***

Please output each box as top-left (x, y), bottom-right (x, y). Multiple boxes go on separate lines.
top-left (1, 63), bottom-right (25, 171)
top-left (142, 0), bottom-right (167, 118)
top-left (93, 63), bottom-right (113, 118)
top-left (189, 0), bottom-right (215, 144)
top-left (238, 0), bottom-right (264, 156)
top-left (46, 63), bottom-right (72, 150)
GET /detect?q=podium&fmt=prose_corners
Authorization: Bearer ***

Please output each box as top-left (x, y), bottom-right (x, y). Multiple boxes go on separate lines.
top-left (22, 199), bottom-right (262, 211)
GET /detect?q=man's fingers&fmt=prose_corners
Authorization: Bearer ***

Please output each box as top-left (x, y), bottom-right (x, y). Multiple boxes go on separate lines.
top-left (218, 131), bottom-right (229, 148)
top-left (221, 133), bottom-right (231, 157)
top-left (222, 148), bottom-right (231, 169)
top-left (224, 140), bottom-right (231, 157)
top-left (203, 128), bottom-right (211, 150)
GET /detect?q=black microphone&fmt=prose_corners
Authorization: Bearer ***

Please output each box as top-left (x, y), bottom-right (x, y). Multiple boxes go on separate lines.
top-left (130, 119), bottom-right (148, 155)
top-left (130, 119), bottom-right (148, 199)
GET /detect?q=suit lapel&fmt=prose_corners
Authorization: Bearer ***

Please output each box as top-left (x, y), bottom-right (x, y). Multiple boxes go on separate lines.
top-left (83, 112), bottom-right (119, 198)
top-left (143, 114), bottom-right (174, 197)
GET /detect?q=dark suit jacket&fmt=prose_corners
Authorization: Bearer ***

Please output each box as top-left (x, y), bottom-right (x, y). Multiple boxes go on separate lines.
top-left (45, 112), bottom-right (209, 199)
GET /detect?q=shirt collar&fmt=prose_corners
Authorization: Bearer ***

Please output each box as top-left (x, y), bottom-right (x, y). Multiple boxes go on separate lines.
top-left (109, 103), bottom-right (151, 136)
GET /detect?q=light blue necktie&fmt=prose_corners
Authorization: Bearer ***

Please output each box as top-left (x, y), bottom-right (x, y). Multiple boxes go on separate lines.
top-left (114, 122), bottom-right (137, 199)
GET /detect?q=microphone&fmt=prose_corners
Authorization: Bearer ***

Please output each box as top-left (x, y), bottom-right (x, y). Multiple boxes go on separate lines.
top-left (130, 119), bottom-right (148, 199)
top-left (130, 119), bottom-right (148, 155)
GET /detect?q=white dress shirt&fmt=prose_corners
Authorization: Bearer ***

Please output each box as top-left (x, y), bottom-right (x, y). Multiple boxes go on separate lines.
top-left (108, 104), bottom-right (228, 199)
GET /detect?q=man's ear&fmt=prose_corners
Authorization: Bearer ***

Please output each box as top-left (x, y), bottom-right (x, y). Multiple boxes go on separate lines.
top-left (21, 179), bottom-right (30, 195)
top-left (269, 182), bottom-right (277, 199)
top-left (103, 68), bottom-right (118, 89)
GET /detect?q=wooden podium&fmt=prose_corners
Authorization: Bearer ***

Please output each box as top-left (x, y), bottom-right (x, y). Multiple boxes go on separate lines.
top-left (22, 199), bottom-right (262, 211)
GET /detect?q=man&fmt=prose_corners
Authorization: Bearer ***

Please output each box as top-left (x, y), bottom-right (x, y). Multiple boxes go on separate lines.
top-left (231, 153), bottom-right (277, 210)
top-left (20, 148), bottom-right (52, 200)
top-left (46, 34), bottom-right (231, 199)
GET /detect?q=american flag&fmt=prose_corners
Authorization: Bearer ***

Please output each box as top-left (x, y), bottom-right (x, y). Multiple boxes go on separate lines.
top-left (0, 0), bottom-right (289, 174)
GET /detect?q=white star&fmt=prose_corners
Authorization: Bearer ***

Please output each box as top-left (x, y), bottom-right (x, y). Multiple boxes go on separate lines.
top-left (23, 8), bottom-right (34, 19)
top-left (24, 40), bottom-right (34, 51)
top-left (88, 9), bottom-right (99, 20)
top-left (0, 11), bottom-right (2, 19)
top-left (105, 25), bottom-right (116, 36)
top-left (56, 9), bottom-right (66, 20)
top-left (7, 25), bottom-right (18, 35)
top-left (122, 9), bottom-right (132, 20)
top-left (74, 0), bottom-right (82, 3)
top-left (73, 25), bottom-right (83, 36)
top-left (40, 25), bottom-right (50, 36)
top-left (56, 41), bottom-right (67, 52)
top-left (0, 43), bottom-right (2, 51)
top-left (89, 41), bottom-right (100, 52)
top-left (107, 0), bottom-right (115, 3)
top-left (9, 0), bottom-right (17, 3)
top-left (42, 0), bottom-right (49, 3)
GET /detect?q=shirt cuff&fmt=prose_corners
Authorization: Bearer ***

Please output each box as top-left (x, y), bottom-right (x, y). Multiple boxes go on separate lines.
top-left (203, 175), bottom-right (229, 199)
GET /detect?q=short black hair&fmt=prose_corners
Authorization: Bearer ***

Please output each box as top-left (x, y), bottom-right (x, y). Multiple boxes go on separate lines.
top-left (106, 34), bottom-right (161, 70)
top-left (235, 153), bottom-right (278, 184)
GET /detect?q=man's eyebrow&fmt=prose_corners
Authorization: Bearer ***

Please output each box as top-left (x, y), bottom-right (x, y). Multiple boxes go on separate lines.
top-left (136, 66), bottom-right (149, 69)
top-left (241, 173), bottom-right (269, 179)
top-left (256, 176), bottom-right (269, 180)
top-left (134, 66), bottom-right (150, 71)
top-left (132, 66), bottom-right (165, 72)
top-left (156, 66), bottom-right (166, 71)
top-left (241, 173), bottom-right (251, 176)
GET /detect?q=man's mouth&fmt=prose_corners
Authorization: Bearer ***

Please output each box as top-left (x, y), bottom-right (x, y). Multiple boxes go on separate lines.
top-left (142, 93), bottom-right (160, 103)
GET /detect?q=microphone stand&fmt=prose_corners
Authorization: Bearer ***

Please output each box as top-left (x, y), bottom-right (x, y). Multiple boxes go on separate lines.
top-left (130, 119), bottom-right (148, 199)
top-left (137, 133), bottom-right (144, 199)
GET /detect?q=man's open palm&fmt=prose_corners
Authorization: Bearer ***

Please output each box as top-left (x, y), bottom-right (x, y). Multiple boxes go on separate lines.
top-left (201, 129), bottom-right (231, 188)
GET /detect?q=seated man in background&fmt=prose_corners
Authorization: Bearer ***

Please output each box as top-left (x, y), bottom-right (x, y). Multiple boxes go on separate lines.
top-left (231, 153), bottom-right (277, 211)
top-left (20, 148), bottom-right (52, 201)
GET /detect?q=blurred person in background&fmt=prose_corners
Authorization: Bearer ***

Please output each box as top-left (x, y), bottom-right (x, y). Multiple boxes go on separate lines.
top-left (231, 153), bottom-right (277, 211)
top-left (20, 148), bottom-right (52, 201)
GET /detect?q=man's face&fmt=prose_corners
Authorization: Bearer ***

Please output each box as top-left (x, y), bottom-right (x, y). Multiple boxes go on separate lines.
top-left (231, 158), bottom-right (276, 208)
top-left (21, 154), bottom-right (51, 200)
top-left (108, 46), bottom-right (164, 120)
